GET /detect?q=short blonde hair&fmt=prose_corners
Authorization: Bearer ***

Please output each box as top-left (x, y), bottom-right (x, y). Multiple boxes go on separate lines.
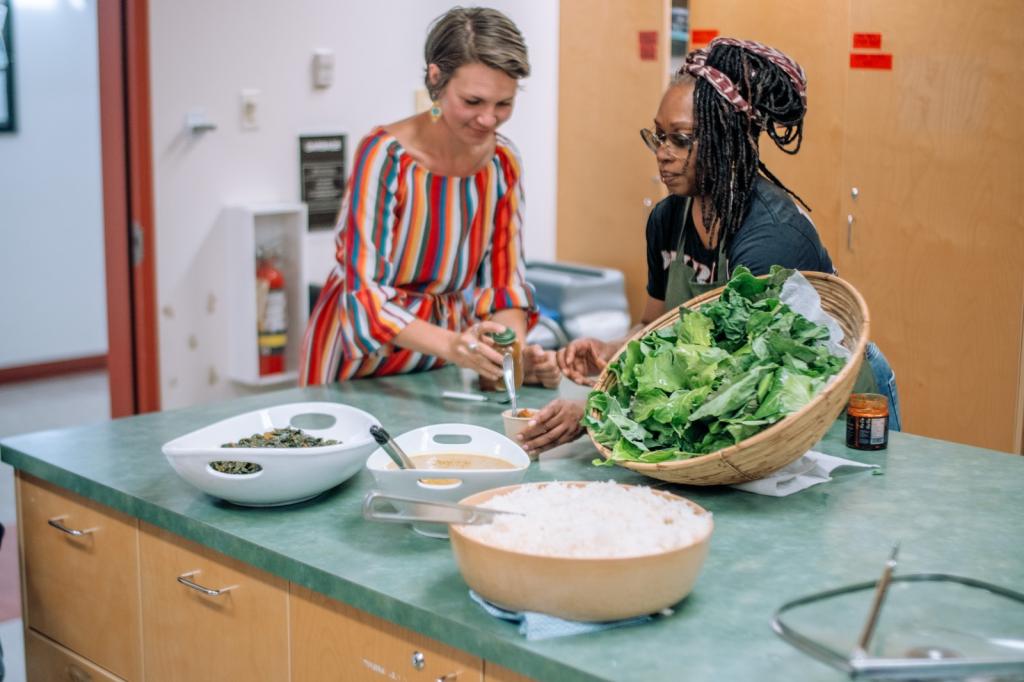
top-left (424, 7), bottom-right (530, 99)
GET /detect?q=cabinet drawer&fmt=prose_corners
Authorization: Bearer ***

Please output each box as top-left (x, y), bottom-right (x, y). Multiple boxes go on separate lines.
top-left (291, 583), bottom-right (482, 682)
top-left (25, 628), bottom-right (124, 682)
top-left (139, 522), bottom-right (288, 682)
top-left (19, 474), bottom-right (142, 680)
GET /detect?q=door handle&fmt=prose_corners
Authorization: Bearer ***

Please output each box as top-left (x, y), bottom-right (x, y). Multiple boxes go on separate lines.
top-left (847, 214), bottom-right (855, 251)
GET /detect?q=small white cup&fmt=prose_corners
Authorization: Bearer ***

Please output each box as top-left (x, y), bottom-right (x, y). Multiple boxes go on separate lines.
top-left (502, 408), bottom-right (539, 460)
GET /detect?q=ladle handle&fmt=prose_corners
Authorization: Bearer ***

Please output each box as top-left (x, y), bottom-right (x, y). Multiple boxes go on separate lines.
top-left (369, 425), bottom-right (417, 470)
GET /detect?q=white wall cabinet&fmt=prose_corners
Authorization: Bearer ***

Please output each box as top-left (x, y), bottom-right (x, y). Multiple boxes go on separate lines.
top-left (225, 203), bottom-right (309, 386)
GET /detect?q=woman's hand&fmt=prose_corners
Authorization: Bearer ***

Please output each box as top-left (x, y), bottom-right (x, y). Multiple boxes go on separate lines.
top-left (516, 399), bottom-right (586, 455)
top-left (556, 338), bottom-right (616, 386)
top-left (523, 344), bottom-right (561, 388)
top-left (445, 321), bottom-right (507, 382)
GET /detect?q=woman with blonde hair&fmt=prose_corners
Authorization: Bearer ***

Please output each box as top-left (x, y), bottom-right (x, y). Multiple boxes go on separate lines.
top-left (300, 7), bottom-right (559, 388)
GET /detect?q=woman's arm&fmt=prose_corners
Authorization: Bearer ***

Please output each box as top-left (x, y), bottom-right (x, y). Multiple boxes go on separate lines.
top-left (393, 319), bottom-right (506, 381)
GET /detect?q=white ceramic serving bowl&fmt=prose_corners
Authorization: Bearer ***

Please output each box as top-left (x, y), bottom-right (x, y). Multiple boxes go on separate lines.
top-left (365, 423), bottom-right (530, 537)
top-left (162, 402), bottom-right (380, 506)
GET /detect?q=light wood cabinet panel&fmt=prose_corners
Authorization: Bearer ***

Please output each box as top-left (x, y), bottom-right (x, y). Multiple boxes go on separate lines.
top-left (484, 661), bottom-right (535, 682)
top-left (290, 583), bottom-right (482, 682)
top-left (25, 628), bottom-right (125, 682)
top-left (19, 474), bottom-right (142, 681)
top-left (837, 0), bottom-right (1024, 450)
top-left (686, 0), bottom-right (1024, 451)
top-left (138, 522), bottom-right (288, 682)
top-left (557, 0), bottom-right (669, 320)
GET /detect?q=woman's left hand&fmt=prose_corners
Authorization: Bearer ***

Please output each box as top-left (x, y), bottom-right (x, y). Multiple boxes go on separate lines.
top-left (523, 344), bottom-right (561, 388)
top-left (516, 399), bottom-right (586, 455)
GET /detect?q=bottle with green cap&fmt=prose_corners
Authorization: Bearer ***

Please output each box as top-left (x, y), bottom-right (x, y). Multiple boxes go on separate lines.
top-left (479, 327), bottom-right (524, 391)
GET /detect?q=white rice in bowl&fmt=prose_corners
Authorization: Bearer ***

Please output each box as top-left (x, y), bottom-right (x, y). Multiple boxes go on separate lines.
top-left (457, 481), bottom-right (712, 559)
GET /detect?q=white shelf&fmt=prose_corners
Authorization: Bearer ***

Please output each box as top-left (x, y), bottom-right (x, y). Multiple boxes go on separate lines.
top-left (224, 203), bottom-right (309, 387)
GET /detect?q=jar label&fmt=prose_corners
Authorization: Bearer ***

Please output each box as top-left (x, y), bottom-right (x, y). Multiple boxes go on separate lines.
top-left (846, 414), bottom-right (889, 450)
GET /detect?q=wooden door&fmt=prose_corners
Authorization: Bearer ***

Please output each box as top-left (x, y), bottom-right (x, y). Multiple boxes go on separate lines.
top-left (557, 0), bottom-right (669, 320)
top-left (838, 0), bottom-right (1024, 449)
top-left (686, 0), bottom-right (849, 258)
top-left (98, 0), bottom-right (160, 417)
top-left (139, 523), bottom-right (288, 682)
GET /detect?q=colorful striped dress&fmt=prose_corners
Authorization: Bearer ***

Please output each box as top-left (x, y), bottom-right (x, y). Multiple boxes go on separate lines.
top-left (299, 127), bottom-right (536, 384)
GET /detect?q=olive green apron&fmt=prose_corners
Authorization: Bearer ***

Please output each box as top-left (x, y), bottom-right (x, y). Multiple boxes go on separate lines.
top-left (664, 198), bottom-right (731, 310)
top-left (662, 197), bottom-right (878, 394)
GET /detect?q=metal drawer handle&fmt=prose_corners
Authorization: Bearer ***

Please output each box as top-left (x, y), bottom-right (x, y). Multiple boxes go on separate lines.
top-left (176, 570), bottom-right (237, 597)
top-left (47, 515), bottom-right (97, 537)
top-left (412, 651), bottom-right (426, 670)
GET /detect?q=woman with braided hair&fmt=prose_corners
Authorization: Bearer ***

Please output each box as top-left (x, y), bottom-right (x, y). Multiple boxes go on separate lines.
top-left (517, 38), bottom-right (900, 455)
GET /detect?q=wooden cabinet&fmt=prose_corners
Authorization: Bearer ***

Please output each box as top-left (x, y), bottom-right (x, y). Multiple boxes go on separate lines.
top-left (19, 474), bottom-right (142, 681)
top-left (18, 476), bottom-right (516, 680)
top-left (291, 583), bottom-right (482, 681)
top-left (138, 522), bottom-right (288, 682)
top-left (685, 0), bottom-right (1024, 451)
top-left (24, 629), bottom-right (125, 682)
top-left (557, 0), bottom-right (669, 320)
top-left (836, 0), bottom-right (1024, 452)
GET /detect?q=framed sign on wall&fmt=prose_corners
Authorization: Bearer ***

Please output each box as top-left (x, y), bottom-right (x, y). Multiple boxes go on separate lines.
top-left (0, 0), bottom-right (14, 132)
top-left (299, 134), bottom-right (346, 230)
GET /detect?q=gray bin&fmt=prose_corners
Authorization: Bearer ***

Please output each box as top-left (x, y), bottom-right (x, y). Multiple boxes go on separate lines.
top-left (525, 261), bottom-right (631, 345)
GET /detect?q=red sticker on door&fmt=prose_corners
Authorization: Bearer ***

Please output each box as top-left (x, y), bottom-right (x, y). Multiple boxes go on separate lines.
top-left (691, 29), bottom-right (719, 45)
top-left (850, 53), bottom-right (893, 70)
top-left (638, 31), bottom-right (658, 61)
top-left (853, 33), bottom-right (883, 49)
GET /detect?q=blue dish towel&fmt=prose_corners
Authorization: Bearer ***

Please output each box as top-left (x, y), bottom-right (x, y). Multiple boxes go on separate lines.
top-left (468, 590), bottom-right (654, 641)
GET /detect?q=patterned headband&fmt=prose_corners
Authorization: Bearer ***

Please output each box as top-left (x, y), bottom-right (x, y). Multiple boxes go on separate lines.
top-left (681, 37), bottom-right (807, 122)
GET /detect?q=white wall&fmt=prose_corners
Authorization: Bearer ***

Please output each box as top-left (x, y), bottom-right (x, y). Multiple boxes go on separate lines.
top-left (0, 0), bottom-right (107, 368)
top-left (149, 0), bottom-right (558, 409)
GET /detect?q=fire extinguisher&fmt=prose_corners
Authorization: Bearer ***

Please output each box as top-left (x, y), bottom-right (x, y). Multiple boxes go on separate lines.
top-left (256, 248), bottom-right (287, 376)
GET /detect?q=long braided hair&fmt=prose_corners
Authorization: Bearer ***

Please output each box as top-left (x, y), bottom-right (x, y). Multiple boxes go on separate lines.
top-left (676, 39), bottom-right (809, 246)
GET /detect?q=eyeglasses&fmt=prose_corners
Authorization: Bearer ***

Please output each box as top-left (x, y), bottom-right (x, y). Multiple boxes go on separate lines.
top-left (640, 127), bottom-right (697, 155)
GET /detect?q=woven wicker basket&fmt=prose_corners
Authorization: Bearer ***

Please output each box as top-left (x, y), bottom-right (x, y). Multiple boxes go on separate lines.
top-left (588, 272), bottom-right (870, 486)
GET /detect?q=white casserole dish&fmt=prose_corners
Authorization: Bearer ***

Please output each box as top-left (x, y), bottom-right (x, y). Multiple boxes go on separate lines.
top-left (162, 402), bottom-right (379, 506)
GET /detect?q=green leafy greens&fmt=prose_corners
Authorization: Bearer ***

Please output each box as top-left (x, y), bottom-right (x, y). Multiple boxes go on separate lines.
top-left (586, 266), bottom-right (845, 465)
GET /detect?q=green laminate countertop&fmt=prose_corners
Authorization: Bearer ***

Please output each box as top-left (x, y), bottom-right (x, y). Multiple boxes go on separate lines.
top-left (3, 367), bottom-right (1023, 681)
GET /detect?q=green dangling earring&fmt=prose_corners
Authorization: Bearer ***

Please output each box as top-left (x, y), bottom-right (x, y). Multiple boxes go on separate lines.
top-left (430, 100), bottom-right (442, 123)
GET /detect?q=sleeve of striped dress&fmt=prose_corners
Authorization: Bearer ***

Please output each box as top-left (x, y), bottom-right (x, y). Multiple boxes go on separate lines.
top-left (473, 142), bottom-right (538, 326)
top-left (337, 133), bottom-right (417, 356)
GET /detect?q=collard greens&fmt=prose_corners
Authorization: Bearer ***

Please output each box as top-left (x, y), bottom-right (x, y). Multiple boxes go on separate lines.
top-left (586, 266), bottom-right (846, 465)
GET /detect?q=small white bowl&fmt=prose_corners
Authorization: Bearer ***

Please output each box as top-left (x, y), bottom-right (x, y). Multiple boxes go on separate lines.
top-left (366, 423), bottom-right (530, 537)
top-left (162, 402), bottom-right (379, 506)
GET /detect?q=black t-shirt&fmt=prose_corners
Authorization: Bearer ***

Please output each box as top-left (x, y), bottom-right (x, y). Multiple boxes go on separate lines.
top-left (646, 176), bottom-right (836, 300)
